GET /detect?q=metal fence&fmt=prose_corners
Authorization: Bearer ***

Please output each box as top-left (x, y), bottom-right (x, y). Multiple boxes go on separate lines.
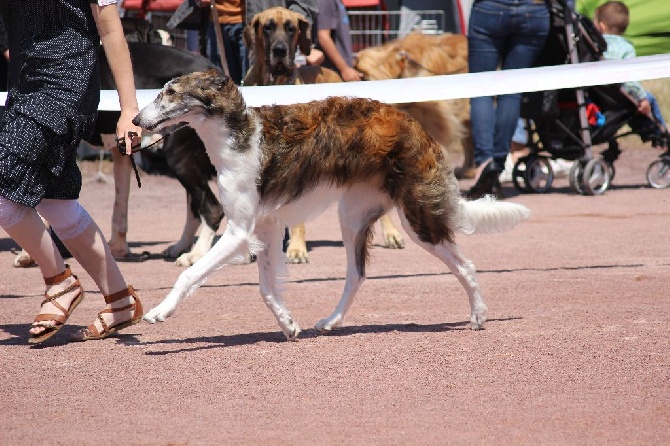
top-left (347, 8), bottom-right (446, 53)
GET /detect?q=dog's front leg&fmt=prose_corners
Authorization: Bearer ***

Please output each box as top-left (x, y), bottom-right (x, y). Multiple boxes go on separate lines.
top-left (379, 213), bottom-right (405, 249)
top-left (285, 223), bottom-right (308, 264)
top-left (143, 221), bottom-right (254, 324)
top-left (255, 220), bottom-right (301, 340)
top-left (109, 148), bottom-right (132, 257)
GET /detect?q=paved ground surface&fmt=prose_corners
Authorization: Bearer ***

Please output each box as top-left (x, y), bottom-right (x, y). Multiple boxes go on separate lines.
top-left (1, 142), bottom-right (668, 445)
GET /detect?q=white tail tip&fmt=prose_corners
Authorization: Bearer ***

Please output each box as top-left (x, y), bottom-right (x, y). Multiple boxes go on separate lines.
top-left (457, 195), bottom-right (531, 234)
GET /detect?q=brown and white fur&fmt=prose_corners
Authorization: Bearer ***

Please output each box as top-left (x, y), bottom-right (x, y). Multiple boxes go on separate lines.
top-left (135, 70), bottom-right (530, 340)
top-left (244, 7), bottom-right (405, 264)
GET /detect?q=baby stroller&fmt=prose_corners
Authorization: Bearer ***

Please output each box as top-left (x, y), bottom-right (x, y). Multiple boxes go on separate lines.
top-left (511, 0), bottom-right (670, 195)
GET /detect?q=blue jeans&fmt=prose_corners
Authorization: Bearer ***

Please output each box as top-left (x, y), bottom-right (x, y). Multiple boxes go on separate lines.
top-left (208, 22), bottom-right (248, 85)
top-left (468, 0), bottom-right (550, 168)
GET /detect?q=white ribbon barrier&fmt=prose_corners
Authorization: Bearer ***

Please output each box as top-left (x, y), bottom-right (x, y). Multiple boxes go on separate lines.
top-left (1, 54), bottom-right (669, 110)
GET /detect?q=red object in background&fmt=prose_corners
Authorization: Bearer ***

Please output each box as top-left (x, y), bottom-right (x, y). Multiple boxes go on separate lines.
top-left (342, 0), bottom-right (381, 6)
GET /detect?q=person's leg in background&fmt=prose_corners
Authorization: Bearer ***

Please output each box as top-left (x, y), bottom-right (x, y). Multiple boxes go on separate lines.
top-left (647, 92), bottom-right (667, 130)
top-left (467, 1), bottom-right (506, 173)
top-left (467, 0), bottom-right (511, 198)
top-left (494, 3), bottom-right (549, 168)
top-left (222, 22), bottom-right (247, 84)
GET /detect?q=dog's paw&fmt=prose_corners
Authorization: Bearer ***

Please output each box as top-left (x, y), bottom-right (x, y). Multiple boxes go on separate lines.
top-left (279, 316), bottom-right (301, 341)
top-left (174, 252), bottom-right (200, 267)
top-left (314, 314), bottom-right (343, 333)
top-left (163, 244), bottom-right (188, 260)
top-left (143, 304), bottom-right (176, 323)
top-left (285, 248), bottom-right (309, 264)
top-left (13, 250), bottom-right (36, 268)
top-left (470, 306), bottom-right (487, 330)
top-left (382, 231), bottom-right (406, 249)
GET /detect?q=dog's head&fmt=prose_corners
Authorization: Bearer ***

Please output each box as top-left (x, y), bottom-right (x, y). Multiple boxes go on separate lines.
top-left (133, 69), bottom-right (244, 133)
top-left (354, 32), bottom-right (468, 81)
top-left (249, 7), bottom-right (311, 79)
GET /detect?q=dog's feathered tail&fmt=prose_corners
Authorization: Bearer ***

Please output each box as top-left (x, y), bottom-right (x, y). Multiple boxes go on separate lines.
top-left (456, 196), bottom-right (530, 234)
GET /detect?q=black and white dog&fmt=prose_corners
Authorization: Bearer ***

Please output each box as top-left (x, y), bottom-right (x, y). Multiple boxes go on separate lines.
top-left (134, 70), bottom-right (531, 340)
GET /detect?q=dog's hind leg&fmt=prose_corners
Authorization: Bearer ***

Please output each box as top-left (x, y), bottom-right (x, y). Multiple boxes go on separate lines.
top-left (255, 219), bottom-right (301, 340)
top-left (315, 189), bottom-right (385, 332)
top-left (397, 209), bottom-right (487, 330)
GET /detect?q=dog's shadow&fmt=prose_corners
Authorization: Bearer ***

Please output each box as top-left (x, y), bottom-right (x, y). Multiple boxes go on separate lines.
top-left (136, 316), bottom-right (521, 356)
top-left (0, 317), bottom-right (520, 350)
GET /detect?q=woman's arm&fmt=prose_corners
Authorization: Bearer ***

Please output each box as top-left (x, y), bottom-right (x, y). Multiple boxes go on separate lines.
top-left (91, 3), bottom-right (141, 154)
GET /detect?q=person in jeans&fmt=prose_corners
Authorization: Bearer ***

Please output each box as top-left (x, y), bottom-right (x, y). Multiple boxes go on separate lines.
top-left (208, 0), bottom-right (248, 84)
top-left (467, 0), bottom-right (550, 199)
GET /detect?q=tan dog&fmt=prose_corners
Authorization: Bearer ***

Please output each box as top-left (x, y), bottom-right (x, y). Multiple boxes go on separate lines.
top-left (244, 7), bottom-right (405, 264)
top-left (355, 32), bottom-right (476, 179)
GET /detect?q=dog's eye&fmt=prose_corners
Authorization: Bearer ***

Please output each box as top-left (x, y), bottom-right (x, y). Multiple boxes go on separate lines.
top-left (165, 87), bottom-right (176, 96)
top-left (285, 23), bottom-right (296, 33)
top-left (263, 22), bottom-right (274, 33)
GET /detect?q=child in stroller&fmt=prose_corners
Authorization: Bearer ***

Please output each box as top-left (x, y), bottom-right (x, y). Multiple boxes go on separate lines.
top-left (594, 2), bottom-right (667, 173)
top-left (510, 0), bottom-right (669, 195)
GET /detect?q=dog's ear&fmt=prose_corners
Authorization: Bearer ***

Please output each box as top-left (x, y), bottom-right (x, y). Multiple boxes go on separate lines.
top-left (297, 16), bottom-right (312, 56)
top-left (243, 23), bottom-right (254, 51)
top-left (199, 70), bottom-right (231, 91)
top-left (250, 12), bottom-right (262, 39)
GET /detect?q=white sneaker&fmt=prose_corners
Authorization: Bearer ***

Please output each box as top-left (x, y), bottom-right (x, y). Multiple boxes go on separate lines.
top-left (499, 154), bottom-right (516, 183)
top-left (550, 159), bottom-right (573, 178)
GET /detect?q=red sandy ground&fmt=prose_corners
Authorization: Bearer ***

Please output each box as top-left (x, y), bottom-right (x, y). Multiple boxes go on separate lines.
top-left (0, 143), bottom-right (668, 445)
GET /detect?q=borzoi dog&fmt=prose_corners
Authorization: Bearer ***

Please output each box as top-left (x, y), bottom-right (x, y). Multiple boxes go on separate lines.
top-left (134, 70), bottom-right (530, 340)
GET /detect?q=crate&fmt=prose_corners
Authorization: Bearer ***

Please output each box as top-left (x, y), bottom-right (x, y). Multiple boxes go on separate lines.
top-left (347, 8), bottom-right (445, 53)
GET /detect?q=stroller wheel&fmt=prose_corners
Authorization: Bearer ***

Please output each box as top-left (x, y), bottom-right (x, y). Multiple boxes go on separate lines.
top-left (581, 158), bottom-right (611, 195)
top-left (512, 157), bottom-right (531, 193)
top-left (646, 157), bottom-right (670, 189)
top-left (524, 157), bottom-right (554, 193)
top-left (568, 161), bottom-right (585, 195)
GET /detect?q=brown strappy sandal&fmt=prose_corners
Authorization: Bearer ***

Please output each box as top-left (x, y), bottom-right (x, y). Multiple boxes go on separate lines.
top-left (71, 285), bottom-right (143, 341)
top-left (29, 265), bottom-right (85, 344)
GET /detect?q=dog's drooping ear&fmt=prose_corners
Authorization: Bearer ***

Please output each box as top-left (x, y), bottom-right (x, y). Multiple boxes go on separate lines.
top-left (297, 15), bottom-right (311, 57)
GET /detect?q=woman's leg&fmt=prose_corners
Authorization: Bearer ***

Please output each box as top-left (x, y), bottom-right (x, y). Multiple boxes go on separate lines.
top-left (36, 199), bottom-right (140, 338)
top-left (0, 196), bottom-right (84, 338)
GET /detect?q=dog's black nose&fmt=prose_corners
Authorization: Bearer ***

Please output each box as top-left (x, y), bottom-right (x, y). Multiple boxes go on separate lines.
top-left (272, 44), bottom-right (288, 58)
top-left (132, 115), bottom-right (140, 126)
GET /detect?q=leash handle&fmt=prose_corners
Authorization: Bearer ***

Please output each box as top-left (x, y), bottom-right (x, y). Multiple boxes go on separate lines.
top-left (115, 131), bottom-right (143, 188)
top-left (114, 124), bottom-right (190, 189)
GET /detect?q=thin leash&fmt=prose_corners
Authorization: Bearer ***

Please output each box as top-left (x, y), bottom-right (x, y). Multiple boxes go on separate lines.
top-left (115, 123), bottom-right (190, 188)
